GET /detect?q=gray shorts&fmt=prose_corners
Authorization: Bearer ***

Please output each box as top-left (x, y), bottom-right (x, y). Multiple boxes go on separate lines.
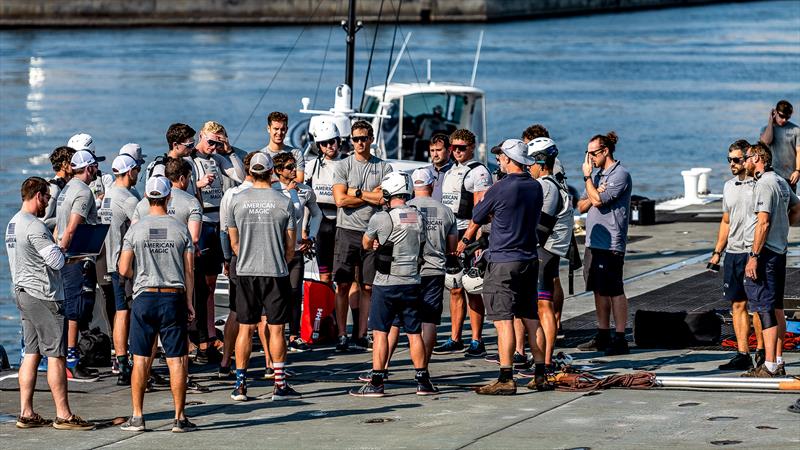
top-left (483, 259), bottom-right (538, 321)
top-left (16, 290), bottom-right (67, 358)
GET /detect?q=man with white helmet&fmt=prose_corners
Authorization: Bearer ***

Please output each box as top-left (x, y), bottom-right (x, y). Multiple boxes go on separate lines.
top-left (304, 120), bottom-right (346, 284)
top-left (527, 137), bottom-right (575, 387)
top-left (436, 129), bottom-right (492, 357)
top-left (55, 148), bottom-right (105, 381)
top-left (351, 171), bottom-right (436, 397)
top-left (68, 134), bottom-right (106, 204)
top-left (473, 139), bottom-right (543, 395)
top-left (98, 154), bottom-right (142, 385)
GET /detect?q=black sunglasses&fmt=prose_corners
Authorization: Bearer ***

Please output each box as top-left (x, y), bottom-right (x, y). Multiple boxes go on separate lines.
top-left (351, 136), bottom-right (371, 143)
top-left (207, 139), bottom-right (223, 147)
top-left (450, 144), bottom-right (469, 152)
top-left (777, 112), bottom-right (790, 120)
top-left (180, 141), bottom-right (196, 148)
top-left (727, 156), bottom-right (744, 164)
top-left (317, 138), bottom-right (338, 147)
top-left (281, 163), bottom-right (296, 171)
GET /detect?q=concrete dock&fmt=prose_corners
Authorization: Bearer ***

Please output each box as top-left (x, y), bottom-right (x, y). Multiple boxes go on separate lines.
top-left (1, 221), bottom-right (799, 449)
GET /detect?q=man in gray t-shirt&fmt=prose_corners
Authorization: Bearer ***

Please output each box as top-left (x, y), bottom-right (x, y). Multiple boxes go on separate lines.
top-left (709, 140), bottom-right (760, 372)
top-left (260, 111), bottom-right (306, 182)
top-left (741, 142), bottom-right (800, 378)
top-left (226, 152), bottom-right (300, 402)
top-left (330, 121), bottom-right (393, 352)
top-left (352, 171), bottom-right (436, 398)
top-left (119, 176), bottom-right (196, 431)
top-left (760, 100), bottom-right (800, 191)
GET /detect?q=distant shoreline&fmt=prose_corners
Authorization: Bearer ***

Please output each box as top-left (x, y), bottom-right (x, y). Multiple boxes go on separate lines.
top-left (0, 0), bottom-right (758, 28)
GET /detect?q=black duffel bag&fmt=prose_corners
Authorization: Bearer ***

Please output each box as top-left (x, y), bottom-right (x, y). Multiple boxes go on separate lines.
top-left (634, 310), bottom-right (721, 349)
top-left (78, 327), bottom-right (112, 367)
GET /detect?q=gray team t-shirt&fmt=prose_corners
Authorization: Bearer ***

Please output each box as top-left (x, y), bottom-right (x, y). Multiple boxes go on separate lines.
top-left (226, 187), bottom-right (296, 277)
top-left (260, 145), bottom-right (306, 173)
top-left (753, 170), bottom-right (800, 255)
top-left (99, 184), bottom-right (142, 272)
top-left (132, 188), bottom-right (202, 225)
top-left (408, 196), bottom-right (457, 276)
top-left (760, 122), bottom-right (800, 179)
top-left (584, 161), bottom-right (632, 253)
top-left (365, 206), bottom-right (425, 286)
top-left (6, 211), bottom-right (64, 301)
top-left (333, 154), bottom-right (393, 232)
top-left (722, 177), bottom-right (756, 254)
top-left (538, 176), bottom-right (573, 257)
top-left (55, 177), bottom-right (99, 242)
top-left (44, 178), bottom-right (66, 231)
top-left (122, 214), bottom-right (193, 297)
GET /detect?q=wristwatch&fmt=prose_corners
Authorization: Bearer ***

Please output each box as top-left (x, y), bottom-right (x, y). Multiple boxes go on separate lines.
top-left (461, 237), bottom-right (471, 245)
top-left (748, 251), bottom-right (759, 259)
top-left (711, 251), bottom-right (721, 256)
top-left (583, 175), bottom-right (592, 182)
top-left (354, 188), bottom-right (363, 198)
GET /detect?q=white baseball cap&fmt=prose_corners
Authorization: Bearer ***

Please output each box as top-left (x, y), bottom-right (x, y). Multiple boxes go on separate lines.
top-left (250, 152), bottom-right (273, 174)
top-left (112, 154), bottom-right (138, 175)
top-left (67, 133), bottom-right (96, 152)
top-left (70, 149), bottom-right (104, 169)
top-left (411, 167), bottom-right (435, 187)
top-left (145, 176), bottom-right (171, 199)
top-left (119, 143), bottom-right (147, 164)
top-left (491, 139), bottom-right (535, 166)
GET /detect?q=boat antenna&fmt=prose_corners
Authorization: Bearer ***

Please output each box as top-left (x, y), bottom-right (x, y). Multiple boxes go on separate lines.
top-left (358, 0), bottom-right (386, 112)
top-left (386, 32), bottom-right (412, 85)
top-left (343, 0), bottom-right (363, 92)
top-left (427, 59), bottom-right (431, 84)
top-left (470, 30), bottom-right (484, 87)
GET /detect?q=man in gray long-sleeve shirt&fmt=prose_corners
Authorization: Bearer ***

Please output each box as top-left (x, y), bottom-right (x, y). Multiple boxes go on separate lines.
top-left (577, 132), bottom-right (632, 357)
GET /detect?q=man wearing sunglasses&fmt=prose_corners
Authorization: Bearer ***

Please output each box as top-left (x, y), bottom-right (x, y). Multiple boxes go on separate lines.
top-left (146, 123), bottom-right (199, 196)
top-left (260, 111), bottom-right (305, 183)
top-left (191, 121), bottom-right (245, 365)
top-left (760, 100), bottom-right (800, 193)
top-left (741, 143), bottom-right (800, 378)
top-left (435, 129), bottom-right (492, 357)
top-left (709, 140), bottom-right (763, 371)
top-left (576, 131), bottom-right (632, 357)
top-left (331, 120), bottom-right (393, 352)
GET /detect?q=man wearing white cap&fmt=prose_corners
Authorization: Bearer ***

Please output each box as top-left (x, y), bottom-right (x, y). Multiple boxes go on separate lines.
top-left (118, 176), bottom-right (197, 433)
top-left (55, 148), bottom-right (104, 381)
top-left (473, 139), bottom-right (543, 395)
top-left (98, 143), bottom-right (148, 189)
top-left (227, 152), bottom-right (300, 402)
top-left (98, 154), bottom-right (142, 386)
top-left (67, 133), bottom-right (106, 204)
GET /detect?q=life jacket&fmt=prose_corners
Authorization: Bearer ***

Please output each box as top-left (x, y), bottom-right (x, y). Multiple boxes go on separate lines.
top-left (305, 155), bottom-right (341, 219)
top-left (441, 160), bottom-right (484, 220)
top-left (374, 206), bottom-right (425, 277)
top-left (192, 153), bottom-right (224, 221)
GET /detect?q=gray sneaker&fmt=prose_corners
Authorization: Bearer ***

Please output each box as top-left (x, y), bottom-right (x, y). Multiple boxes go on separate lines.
top-left (171, 418), bottom-right (197, 433)
top-left (119, 416), bottom-right (145, 432)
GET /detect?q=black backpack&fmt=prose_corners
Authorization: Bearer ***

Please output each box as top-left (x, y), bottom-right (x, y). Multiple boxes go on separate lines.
top-left (78, 327), bottom-right (112, 367)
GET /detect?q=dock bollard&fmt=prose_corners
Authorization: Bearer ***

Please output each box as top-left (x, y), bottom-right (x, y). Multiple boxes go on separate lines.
top-left (691, 167), bottom-right (712, 195)
top-left (681, 170), bottom-right (700, 202)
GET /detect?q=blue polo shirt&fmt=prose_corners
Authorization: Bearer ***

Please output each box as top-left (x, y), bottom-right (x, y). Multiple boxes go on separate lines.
top-left (472, 172), bottom-right (542, 263)
top-left (584, 161), bottom-right (632, 253)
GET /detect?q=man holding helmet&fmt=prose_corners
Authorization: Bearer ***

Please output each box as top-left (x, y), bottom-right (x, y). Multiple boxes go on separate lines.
top-left (351, 172), bottom-right (435, 397)
top-left (473, 139), bottom-right (543, 395)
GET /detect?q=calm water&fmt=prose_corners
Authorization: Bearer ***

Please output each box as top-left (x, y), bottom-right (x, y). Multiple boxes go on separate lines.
top-left (1, 1), bottom-right (798, 358)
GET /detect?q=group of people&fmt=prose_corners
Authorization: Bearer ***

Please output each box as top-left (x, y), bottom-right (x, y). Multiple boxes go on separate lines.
top-left (4, 98), bottom-right (799, 431)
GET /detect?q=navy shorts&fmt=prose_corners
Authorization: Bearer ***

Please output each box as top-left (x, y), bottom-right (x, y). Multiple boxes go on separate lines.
top-left (316, 217), bottom-right (336, 274)
top-left (61, 262), bottom-right (95, 327)
top-left (537, 248), bottom-right (560, 301)
top-left (237, 275), bottom-right (292, 325)
top-left (228, 255), bottom-right (238, 313)
top-left (332, 228), bottom-right (377, 285)
top-left (370, 284), bottom-right (422, 334)
top-left (419, 275), bottom-right (445, 325)
top-left (744, 249), bottom-right (786, 313)
top-left (722, 252), bottom-right (747, 302)
top-left (584, 248), bottom-right (625, 297)
top-left (197, 222), bottom-right (223, 276)
top-left (110, 272), bottom-right (133, 311)
top-left (130, 292), bottom-right (188, 358)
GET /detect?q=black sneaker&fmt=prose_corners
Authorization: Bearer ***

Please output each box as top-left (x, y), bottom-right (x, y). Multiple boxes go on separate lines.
top-left (119, 416), bottom-right (145, 432)
top-left (288, 338), bottom-right (311, 353)
top-left (187, 379), bottom-right (210, 394)
top-left (231, 382), bottom-right (248, 401)
top-left (358, 370), bottom-right (390, 382)
top-left (150, 372), bottom-right (169, 386)
top-left (116, 370), bottom-right (131, 386)
top-left (335, 335), bottom-right (350, 352)
top-left (514, 353), bottom-right (533, 370)
top-left (66, 364), bottom-right (99, 383)
top-left (218, 366), bottom-right (233, 380)
top-left (171, 418), bottom-right (197, 433)
top-left (718, 353), bottom-right (754, 371)
top-left (352, 337), bottom-right (370, 351)
top-left (349, 383), bottom-right (385, 398)
top-left (754, 349), bottom-right (766, 368)
top-left (464, 340), bottom-right (486, 357)
top-left (577, 334), bottom-right (610, 352)
top-left (432, 338), bottom-right (464, 355)
top-left (604, 337), bottom-right (630, 356)
top-left (416, 379), bottom-right (440, 396)
top-left (194, 347), bottom-right (221, 365)
top-left (272, 384), bottom-right (302, 401)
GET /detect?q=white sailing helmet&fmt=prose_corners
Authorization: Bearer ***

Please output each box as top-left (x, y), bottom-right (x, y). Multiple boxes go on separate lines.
top-left (381, 171), bottom-right (413, 199)
top-left (527, 137), bottom-right (558, 160)
top-left (313, 120), bottom-right (340, 142)
top-left (444, 270), bottom-right (464, 290)
top-left (462, 267), bottom-right (483, 294)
